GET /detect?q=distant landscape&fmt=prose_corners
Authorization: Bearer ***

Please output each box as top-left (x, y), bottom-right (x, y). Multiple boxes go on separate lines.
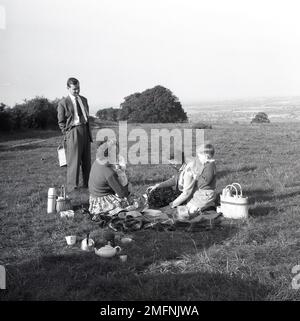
top-left (183, 96), bottom-right (300, 123)
top-left (91, 96), bottom-right (300, 124)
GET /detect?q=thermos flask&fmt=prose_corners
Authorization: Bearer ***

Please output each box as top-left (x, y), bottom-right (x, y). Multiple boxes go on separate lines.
top-left (47, 187), bottom-right (57, 214)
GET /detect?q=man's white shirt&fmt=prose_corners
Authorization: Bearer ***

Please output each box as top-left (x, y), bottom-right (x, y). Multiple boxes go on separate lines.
top-left (68, 93), bottom-right (88, 125)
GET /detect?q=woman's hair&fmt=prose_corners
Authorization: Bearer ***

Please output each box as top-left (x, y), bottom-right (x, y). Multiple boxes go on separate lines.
top-left (96, 138), bottom-right (118, 163)
top-left (197, 143), bottom-right (215, 159)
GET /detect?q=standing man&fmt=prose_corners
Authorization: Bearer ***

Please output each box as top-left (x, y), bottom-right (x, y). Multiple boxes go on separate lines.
top-left (57, 77), bottom-right (93, 191)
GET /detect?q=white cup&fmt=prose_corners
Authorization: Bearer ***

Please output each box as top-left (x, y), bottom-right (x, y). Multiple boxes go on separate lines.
top-left (120, 255), bottom-right (127, 262)
top-left (121, 237), bottom-right (132, 244)
top-left (176, 206), bottom-right (189, 221)
top-left (60, 210), bottom-right (75, 218)
top-left (65, 235), bottom-right (76, 245)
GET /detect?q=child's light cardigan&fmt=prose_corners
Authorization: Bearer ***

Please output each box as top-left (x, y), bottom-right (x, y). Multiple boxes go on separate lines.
top-left (171, 159), bottom-right (216, 208)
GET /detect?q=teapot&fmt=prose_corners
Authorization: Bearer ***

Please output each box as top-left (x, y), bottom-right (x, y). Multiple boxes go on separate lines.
top-left (94, 242), bottom-right (121, 258)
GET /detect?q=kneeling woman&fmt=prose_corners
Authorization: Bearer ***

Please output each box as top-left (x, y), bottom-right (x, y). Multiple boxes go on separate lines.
top-left (88, 139), bottom-right (130, 219)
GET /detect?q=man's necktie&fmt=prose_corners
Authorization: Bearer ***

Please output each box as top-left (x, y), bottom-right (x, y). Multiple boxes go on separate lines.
top-left (75, 96), bottom-right (84, 123)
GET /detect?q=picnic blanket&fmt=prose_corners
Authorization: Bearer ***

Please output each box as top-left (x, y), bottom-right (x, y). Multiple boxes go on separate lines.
top-left (83, 206), bottom-right (222, 232)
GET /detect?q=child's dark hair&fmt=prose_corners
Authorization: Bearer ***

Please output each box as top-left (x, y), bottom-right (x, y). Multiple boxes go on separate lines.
top-left (197, 143), bottom-right (215, 159)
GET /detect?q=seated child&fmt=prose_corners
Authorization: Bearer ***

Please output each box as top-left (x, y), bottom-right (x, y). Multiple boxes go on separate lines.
top-left (170, 143), bottom-right (217, 218)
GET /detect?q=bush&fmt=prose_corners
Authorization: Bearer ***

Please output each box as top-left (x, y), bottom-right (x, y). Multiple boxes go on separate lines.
top-left (191, 122), bottom-right (212, 129)
top-left (251, 112), bottom-right (270, 124)
top-left (10, 97), bottom-right (59, 131)
top-left (15, 97), bottom-right (58, 129)
top-left (0, 97), bottom-right (60, 131)
top-left (118, 85), bottom-right (187, 123)
top-left (0, 103), bottom-right (13, 132)
top-left (96, 107), bottom-right (119, 122)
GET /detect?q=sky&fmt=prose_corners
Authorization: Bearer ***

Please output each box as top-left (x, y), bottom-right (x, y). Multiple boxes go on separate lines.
top-left (1, 0), bottom-right (300, 113)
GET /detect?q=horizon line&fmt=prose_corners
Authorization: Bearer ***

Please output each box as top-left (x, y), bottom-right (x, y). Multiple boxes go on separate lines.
top-left (3, 94), bottom-right (300, 109)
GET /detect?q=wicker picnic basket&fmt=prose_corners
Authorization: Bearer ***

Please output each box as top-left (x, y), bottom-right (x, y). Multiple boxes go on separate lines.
top-left (220, 183), bottom-right (249, 219)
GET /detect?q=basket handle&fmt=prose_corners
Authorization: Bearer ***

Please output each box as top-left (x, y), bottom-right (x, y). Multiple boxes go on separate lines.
top-left (231, 183), bottom-right (243, 196)
top-left (224, 184), bottom-right (238, 197)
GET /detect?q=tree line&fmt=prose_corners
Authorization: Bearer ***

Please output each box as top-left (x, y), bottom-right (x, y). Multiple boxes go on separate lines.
top-left (0, 97), bottom-right (59, 132)
top-left (0, 85), bottom-right (188, 132)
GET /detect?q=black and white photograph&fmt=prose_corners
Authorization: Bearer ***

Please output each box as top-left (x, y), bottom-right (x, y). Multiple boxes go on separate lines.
top-left (1, 0), bottom-right (300, 312)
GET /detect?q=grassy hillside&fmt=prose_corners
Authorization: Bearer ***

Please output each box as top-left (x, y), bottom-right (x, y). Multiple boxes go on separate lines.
top-left (0, 122), bottom-right (300, 300)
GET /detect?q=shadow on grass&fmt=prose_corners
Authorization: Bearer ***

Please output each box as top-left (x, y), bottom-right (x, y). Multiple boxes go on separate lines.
top-left (0, 130), bottom-right (61, 143)
top-left (244, 189), bottom-right (274, 205)
top-left (72, 202), bottom-right (90, 212)
top-left (240, 188), bottom-right (300, 217)
top-left (217, 165), bottom-right (257, 179)
top-left (249, 205), bottom-right (277, 217)
top-left (1, 250), bottom-right (270, 300)
top-left (130, 178), bottom-right (163, 185)
top-left (0, 144), bottom-right (56, 152)
top-left (285, 181), bottom-right (300, 188)
top-left (133, 165), bottom-right (259, 186)
top-left (131, 224), bottom-right (240, 272)
top-left (246, 189), bottom-right (300, 205)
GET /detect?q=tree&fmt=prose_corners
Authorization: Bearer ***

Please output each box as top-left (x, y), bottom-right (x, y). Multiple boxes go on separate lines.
top-left (251, 112), bottom-right (270, 124)
top-left (0, 97), bottom-right (60, 131)
top-left (12, 97), bottom-right (58, 129)
top-left (118, 85), bottom-right (187, 123)
top-left (96, 107), bottom-right (119, 122)
top-left (0, 102), bottom-right (7, 112)
top-left (0, 103), bottom-right (13, 131)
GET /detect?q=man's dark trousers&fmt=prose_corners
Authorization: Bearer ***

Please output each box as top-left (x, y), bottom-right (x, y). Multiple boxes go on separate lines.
top-left (66, 123), bottom-right (91, 191)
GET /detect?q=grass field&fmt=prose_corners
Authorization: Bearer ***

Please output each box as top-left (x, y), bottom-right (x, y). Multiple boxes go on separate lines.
top-left (1, 122), bottom-right (300, 300)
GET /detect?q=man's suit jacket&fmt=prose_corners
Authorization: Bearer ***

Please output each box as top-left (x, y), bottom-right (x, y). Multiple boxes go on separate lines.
top-left (57, 95), bottom-right (93, 142)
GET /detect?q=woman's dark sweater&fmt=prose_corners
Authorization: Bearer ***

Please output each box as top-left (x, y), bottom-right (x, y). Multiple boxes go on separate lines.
top-left (88, 160), bottom-right (129, 198)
